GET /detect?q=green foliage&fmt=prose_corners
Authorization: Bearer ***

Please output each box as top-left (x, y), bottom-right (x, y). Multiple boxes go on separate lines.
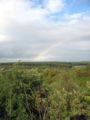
top-left (0, 62), bottom-right (90, 120)
top-left (48, 88), bottom-right (89, 120)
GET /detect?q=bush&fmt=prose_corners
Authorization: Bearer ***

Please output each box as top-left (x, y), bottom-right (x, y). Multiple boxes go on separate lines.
top-left (0, 63), bottom-right (89, 120)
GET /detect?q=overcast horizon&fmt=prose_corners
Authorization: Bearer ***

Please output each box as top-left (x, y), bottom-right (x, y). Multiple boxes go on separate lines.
top-left (0, 0), bottom-right (90, 63)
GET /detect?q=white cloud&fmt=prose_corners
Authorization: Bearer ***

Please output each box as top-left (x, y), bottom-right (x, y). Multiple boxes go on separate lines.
top-left (0, 0), bottom-right (64, 25)
top-left (64, 13), bottom-right (83, 20)
top-left (63, 12), bottom-right (87, 24)
top-left (46, 0), bottom-right (64, 13)
top-left (0, 0), bottom-right (47, 24)
top-left (0, 34), bottom-right (10, 42)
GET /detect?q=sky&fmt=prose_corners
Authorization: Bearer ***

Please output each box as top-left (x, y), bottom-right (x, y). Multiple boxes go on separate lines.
top-left (0, 0), bottom-right (90, 62)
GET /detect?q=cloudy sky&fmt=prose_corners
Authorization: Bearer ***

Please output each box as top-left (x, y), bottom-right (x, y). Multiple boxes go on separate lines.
top-left (0, 0), bottom-right (90, 62)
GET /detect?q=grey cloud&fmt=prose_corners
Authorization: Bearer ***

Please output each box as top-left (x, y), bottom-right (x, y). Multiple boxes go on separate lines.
top-left (0, 19), bottom-right (90, 62)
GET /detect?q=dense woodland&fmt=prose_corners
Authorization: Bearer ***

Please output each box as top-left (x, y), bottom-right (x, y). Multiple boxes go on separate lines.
top-left (0, 62), bottom-right (90, 120)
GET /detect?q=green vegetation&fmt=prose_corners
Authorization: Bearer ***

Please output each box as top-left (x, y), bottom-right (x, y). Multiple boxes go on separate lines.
top-left (0, 62), bottom-right (90, 120)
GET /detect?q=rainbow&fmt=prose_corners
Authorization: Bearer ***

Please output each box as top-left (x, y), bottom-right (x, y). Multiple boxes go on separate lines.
top-left (32, 42), bottom-right (60, 61)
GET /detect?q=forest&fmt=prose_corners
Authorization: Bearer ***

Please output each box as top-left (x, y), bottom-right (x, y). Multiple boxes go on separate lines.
top-left (0, 62), bottom-right (90, 120)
